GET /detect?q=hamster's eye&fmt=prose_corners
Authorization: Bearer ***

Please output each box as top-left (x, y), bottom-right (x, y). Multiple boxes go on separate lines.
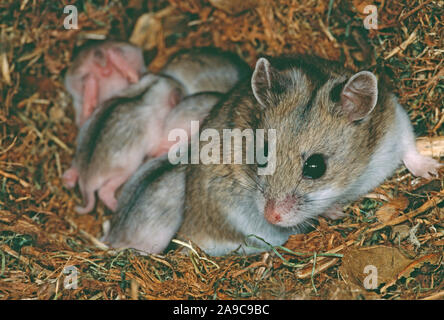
top-left (257, 141), bottom-right (268, 168)
top-left (303, 154), bottom-right (326, 179)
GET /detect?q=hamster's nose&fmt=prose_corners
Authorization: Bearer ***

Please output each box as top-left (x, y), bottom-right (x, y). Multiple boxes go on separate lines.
top-left (264, 199), bottom-right (281, 224)
top-left (264, 195), bottom-right (297, 225)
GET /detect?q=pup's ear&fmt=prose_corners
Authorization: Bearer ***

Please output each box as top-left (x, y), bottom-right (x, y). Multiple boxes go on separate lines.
top-left (251, 58), bottom-right (290, 108)
top-left (167, 87), bottom-right (182, 108)
top-left (341, 71), bottom-right (378, 121)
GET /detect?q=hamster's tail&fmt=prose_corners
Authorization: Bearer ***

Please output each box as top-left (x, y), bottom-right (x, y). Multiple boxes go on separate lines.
top-left (75, 180), bottom-right (96, 214)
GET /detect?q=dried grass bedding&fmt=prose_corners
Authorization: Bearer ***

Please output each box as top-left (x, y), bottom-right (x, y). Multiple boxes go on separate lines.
top-left (0, 0), bottom-right (442, 299)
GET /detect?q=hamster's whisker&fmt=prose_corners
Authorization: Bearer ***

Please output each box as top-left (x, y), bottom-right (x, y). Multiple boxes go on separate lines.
top-left (294, 217), bottom-right (317, 234)
top-left (303, 218), bottom-right (320, 231)
top-left (237, 170), bottom-right (264, 193)
top-left (242, 167), bottom-right (265, 193)
top-left (291, 178), bottom-right (303, 198)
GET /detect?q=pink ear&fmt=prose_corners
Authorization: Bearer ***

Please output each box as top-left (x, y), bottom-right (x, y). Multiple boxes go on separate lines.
top-left (251, 58), bottom-right (274, 107)
top-left (341, 71), bottom-right (378, 122)
top-left (251, 57), bottom-right (290, 108)
top-left (168, 88), bottom-right (183, 109)
top-left (107, 48), bottom-right (139, 83)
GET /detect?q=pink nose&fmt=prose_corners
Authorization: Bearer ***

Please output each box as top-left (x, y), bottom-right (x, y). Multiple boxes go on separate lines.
top-left (264, 196), bottom-right (297, 225)
top-left (264, 200), bottom-right (281, 224)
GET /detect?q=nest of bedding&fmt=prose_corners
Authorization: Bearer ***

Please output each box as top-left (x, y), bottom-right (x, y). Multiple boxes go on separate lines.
top-left (0, 0), bottom-right (443, 299)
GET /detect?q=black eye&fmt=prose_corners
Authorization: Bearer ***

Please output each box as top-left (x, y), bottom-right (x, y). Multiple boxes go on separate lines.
top-left (303, 154), bottom-right (326, 179)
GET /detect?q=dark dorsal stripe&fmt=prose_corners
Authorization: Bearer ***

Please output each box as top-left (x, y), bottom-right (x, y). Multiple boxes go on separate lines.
top-left (83, 79), bottom-right (158, 163)
top-left (116, 159), bottom-right (177, 224)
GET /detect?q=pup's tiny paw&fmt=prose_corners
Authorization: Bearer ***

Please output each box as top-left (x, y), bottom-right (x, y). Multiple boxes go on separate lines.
top-left (62, 167), bottom-right (78, 188)
top-left (99, 193), bottom-right (118, 212)
top-left (75, 205), bottom-right (90, 215)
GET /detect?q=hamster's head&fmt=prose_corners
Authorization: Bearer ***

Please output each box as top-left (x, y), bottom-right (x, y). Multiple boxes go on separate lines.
top-left (66, 41), bottom-right (146, 96)
top-left (250, 57), bottom-right (379, 228)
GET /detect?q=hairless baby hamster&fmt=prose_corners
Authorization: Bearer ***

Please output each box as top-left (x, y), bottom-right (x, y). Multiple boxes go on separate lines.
top-left (101, 92), bottom-right (221, 253)
top-left (65, 74), bottom-right (183, 214)
top-left (175, 55), bottom-right (442, 256)
top-left (64, 40), bottom-right (146, 126)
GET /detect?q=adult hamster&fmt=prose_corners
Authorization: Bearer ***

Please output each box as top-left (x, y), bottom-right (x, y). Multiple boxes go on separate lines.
top-left (177, 55), bottom-right (442, 256)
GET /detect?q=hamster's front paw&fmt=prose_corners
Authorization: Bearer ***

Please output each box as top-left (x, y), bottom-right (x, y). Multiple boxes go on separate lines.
top-left (321, 203), bottom-right (347, 220)
top-left (403, 150), bottom-right (442, 179)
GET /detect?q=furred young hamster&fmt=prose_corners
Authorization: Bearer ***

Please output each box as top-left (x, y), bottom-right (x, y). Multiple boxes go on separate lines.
top-left (101, 155), bottom-right (184, 254)
top-left (154, 91), bottom-right (223, 156)
top-left (64, 74), bottom-right (183, 214)
top-left (175, 55), bottom-right (442, 256)
top-left (65, 41), bottom-right (146, 126)
top-left (160, 47), bottom-right (250, 95)
top-left (101, 92), bottom-right (222, 253)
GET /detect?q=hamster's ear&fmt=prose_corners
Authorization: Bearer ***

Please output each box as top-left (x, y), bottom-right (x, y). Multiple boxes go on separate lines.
top-left (168, 87), bottom-right (182, 108)
top-left (341, 71), bottom-right (378, 122)
top-left (252, 58), bottom-right (288, 108)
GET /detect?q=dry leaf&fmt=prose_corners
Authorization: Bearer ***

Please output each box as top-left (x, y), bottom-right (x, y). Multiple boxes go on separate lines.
top-left (380, 253), bottom-right (442, 293)
top-left (375, 196), bottom-right (409, 224)
top-left (129, 7), bottom-right (187, 51)
top-left (130, 13), bottom-right (161, 51)
top-left (340, 246), bottom-right (413, 288)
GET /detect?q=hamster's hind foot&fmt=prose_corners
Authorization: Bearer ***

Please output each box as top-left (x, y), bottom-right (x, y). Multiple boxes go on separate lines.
top-left (63, 167), bottom-right (78, 188)
top-left (98, 175), bottom-right (131, 212)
